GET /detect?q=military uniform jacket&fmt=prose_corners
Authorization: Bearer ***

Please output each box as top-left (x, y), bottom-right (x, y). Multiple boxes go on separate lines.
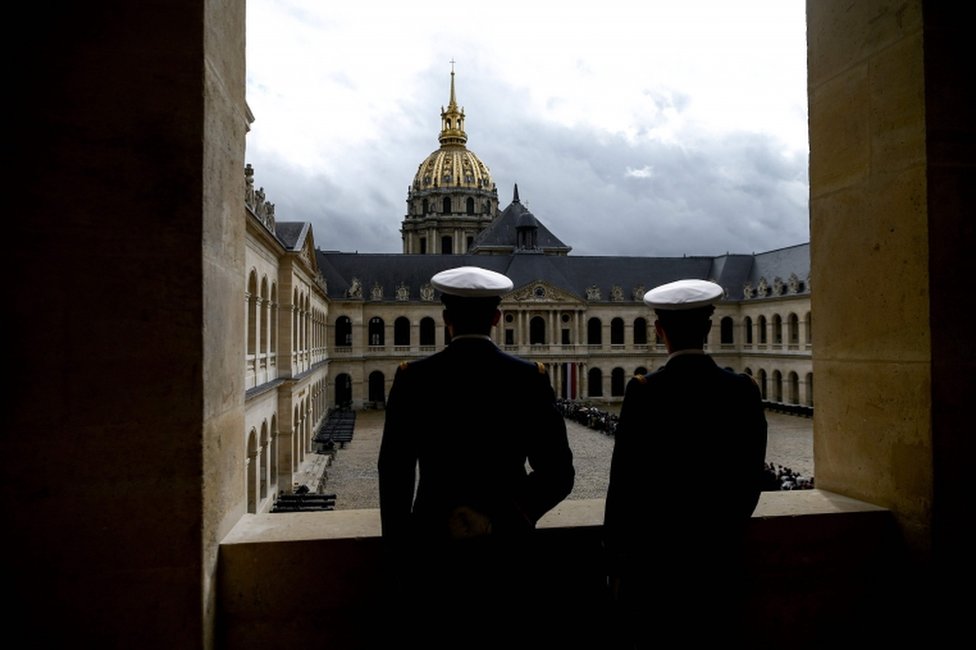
top-left (603, 352), bottom-right (768, 575)
top-left (378, 336), bottom-right (575, 544)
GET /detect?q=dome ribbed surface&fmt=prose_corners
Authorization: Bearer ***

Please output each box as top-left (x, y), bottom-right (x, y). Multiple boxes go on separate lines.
top-left (413, 148), bottom-right (494, 191)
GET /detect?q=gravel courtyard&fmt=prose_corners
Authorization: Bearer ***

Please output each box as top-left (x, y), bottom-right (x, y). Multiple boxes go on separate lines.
top-left (302, 408), bottom-right (813, 511)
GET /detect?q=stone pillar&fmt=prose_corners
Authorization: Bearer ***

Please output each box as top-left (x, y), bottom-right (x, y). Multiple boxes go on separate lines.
top-left (809, 0), bottom-right (972, 579)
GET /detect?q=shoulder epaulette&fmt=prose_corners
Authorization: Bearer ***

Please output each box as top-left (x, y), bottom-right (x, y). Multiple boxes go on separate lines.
top-left (535, 362), bottom-right (546, 374)
top-left (399, 361), bottom-right (410, 371)
top-left (633, 374), bottom-right (647, 384)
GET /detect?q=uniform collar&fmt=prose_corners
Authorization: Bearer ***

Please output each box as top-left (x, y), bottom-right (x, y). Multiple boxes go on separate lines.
top-left (449, 334), bottom-right (494, 343)
top-left (666, 348), bottom-right (707, 363)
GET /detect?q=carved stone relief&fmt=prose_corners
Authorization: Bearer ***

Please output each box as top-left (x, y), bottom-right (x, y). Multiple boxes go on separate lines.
top-left (346, 278), bottom-right (362, 299)
top-left (396, 283), bottom-right (410, 301)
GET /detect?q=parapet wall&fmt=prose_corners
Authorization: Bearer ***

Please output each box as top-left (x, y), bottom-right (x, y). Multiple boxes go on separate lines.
top-left (218, 491), bottom-right (910, 649)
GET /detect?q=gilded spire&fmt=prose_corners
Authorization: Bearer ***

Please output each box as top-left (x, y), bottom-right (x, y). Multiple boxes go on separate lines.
top-left (448, 59), bottom-right (458, 109)
top-left (439, 63), bottom-right (467, 148)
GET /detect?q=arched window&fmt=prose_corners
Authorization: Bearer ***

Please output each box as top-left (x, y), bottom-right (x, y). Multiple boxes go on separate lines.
top-left (247, 270), bottom-right (257, 356)
top-left (292, 289), bottom-right (299, 354)
top-left (441, 235), bottom-right (452, 254)
top-left (610, 318), bottom-right (624, 345)
top-left (773, 314), bottom-right (783, 344)
top-left (588, 367), bottom-right (603, 397)
top-left (259, 276), bottom-right (269, 355)
top-left (805, 311), bottom-right (813, 344)
top-left (442, 197), bottom-right (451, 213)
top-left (368, 317), bottom-right (385, 346)
top-left (466, 197), bottom-right (475, 215)
top-left (789, 313), bottom-right (800, 344)
top-left (788, 371), bottom-right (800, 404)
top-left (420, 317), bottom-right (436, 346)
top-left (806, 372), bottom-right (814, 406)
top-left (368, 371), bottom-right (386, 404)
top-left (268, 415), bottom-right (278, 487)
top-left (259, 421), bottom-right (268, 500)
top-left (587, 317), bottom-right (602, 345)
top-left (394, 317), bottom-right (410, 346)
top-left (293, 404), bottom-right (301, 468)
top-left (720, 316), bottom-right (734, 344)
top-left (633, 317), bottom-right (648, 345)
top-left (419, 237), bottom-right (427, 254)
top-left (422, 198), bottom-right (429, 214)
top-left (335, 373), bottom-right (352, 407)
top-left (611, 367), bottom-right (626, 396)
top-left (246, 428), bottom-right (258, 514)
top-left (530, 316), bottom-right (546, 344)
top-left (302, 293), bottom-right (310, 352)
top-left (758, 315), bottom-right (768, 344)
top-left (772, 370), bottom-right (783, 402)
top-left (335, 316), bottom-right (352, 347)
top-left (757, 369), bottom-right (768, 400)
top-left (269, 284), bottom-right (278, 355)
top-left (744, 316), bottom-right (753, 344)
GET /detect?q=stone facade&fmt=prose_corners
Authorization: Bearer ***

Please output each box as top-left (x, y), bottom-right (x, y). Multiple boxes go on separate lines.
top-left (13, 3), bottom-right (969, 647)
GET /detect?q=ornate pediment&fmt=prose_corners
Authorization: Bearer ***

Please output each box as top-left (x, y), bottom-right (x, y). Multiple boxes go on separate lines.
top-left (772, 276), bottom-right (785, 295)
top-left (757, 277), bottom-right (769, 296)
top-left (395, 282), bottom-right (410, 301)
top-left (299, 237), bottom-right (313, 268)
top-left (509, 281), bottom-right (584, 305)
top-left (370, 282), bottom-right (384, 301)
top-left (788, 273), bottom-right (801, 294)
top-left (346, 277), bottom-right (363, 299)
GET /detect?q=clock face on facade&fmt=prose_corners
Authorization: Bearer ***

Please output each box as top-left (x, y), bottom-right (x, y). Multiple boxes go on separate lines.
top-left (534, 285), bottom-right (545, 298)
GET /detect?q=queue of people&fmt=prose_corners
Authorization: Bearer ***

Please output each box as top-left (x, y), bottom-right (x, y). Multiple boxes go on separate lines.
top-left (557, 399), bottom-right (619, 435)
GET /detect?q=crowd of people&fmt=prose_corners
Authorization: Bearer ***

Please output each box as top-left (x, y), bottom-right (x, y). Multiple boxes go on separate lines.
top-left (556, 399), bottom-right (620, 436)
top-left (556, 398), bottom-right (813, 491)
top-left (762, 463), bottom-right (815, 490)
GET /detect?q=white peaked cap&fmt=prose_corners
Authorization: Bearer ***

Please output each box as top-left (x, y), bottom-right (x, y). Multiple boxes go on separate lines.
top-left (643, 279), bottom-right (724, 310)
top-left (431, 266), bottom-right (514, 297)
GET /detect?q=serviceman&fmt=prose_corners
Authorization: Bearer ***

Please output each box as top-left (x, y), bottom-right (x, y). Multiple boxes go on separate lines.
top-left (377, 265), bottom-right (575, 648)
top-left (603, 278), bottom-right (768, 648)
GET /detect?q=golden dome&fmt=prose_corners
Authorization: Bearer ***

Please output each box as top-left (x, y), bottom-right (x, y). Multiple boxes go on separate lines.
top-left (411, 69), bottom-right (495, 193)
top-left (413, 147), bottom-right (494, 191)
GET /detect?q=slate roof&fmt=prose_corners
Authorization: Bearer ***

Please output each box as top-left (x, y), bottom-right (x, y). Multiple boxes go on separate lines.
top-left (748, 243), bottom-right (811, 295)
top-left (314, 248), bottom-right (810, 305)
top-left (470, 186), bottom-right (571, 254)
top-left (275, 222), bottom-right (310, 251)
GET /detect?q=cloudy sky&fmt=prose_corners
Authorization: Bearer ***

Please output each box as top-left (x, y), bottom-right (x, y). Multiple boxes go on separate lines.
top-left (245, 0), bottom-right (809, 257)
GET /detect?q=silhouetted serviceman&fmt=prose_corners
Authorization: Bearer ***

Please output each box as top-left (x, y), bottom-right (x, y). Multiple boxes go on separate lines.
top-left (378, 265), bottom-right (575, 649)
top-left (603, 279), bottom-right (768, 648)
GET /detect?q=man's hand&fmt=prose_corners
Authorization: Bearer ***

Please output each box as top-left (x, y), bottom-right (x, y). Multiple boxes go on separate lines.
top-left (446, 505), bottom-right (493, 539)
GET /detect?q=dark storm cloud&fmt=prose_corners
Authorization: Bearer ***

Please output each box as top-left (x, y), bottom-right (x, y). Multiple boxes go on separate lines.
top-left (246, 66), bottom-right (808, 258)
